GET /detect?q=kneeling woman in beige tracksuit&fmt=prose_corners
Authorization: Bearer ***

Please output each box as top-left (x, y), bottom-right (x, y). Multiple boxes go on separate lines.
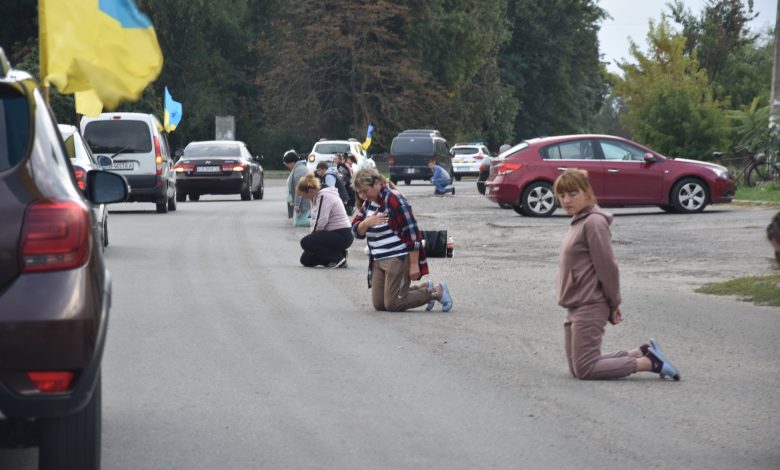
top-left (554, 169), bottom-right (679, 381)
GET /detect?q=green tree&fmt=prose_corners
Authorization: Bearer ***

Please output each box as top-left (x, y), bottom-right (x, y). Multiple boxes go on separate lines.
top-left (614, 19), bottom-right (728, 158)
top-left (498, 0), bottom-right (608, 140)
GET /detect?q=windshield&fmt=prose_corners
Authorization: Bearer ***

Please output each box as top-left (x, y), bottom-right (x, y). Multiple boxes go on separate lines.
top-left (391, 138), bottom-right (433, 154)
top-left (83, 120), bottom-right (152, 153)
top-left (184, 143), bottom-right (241, 158)
top-left (314, 143), bottom-right (350, 154)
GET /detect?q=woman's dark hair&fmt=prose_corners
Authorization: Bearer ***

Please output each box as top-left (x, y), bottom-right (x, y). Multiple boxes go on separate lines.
top-left (283, 150), bottom-right (299, 164)
top-left (768, 211), bottom-right (780, 241)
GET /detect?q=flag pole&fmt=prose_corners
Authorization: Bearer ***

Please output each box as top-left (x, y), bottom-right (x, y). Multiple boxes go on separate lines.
top-left (38, 0), bottom-right (50, 105)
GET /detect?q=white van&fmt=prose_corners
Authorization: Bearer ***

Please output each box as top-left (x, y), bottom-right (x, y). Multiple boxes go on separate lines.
top-left (81, 112), bottom-right (177, 213)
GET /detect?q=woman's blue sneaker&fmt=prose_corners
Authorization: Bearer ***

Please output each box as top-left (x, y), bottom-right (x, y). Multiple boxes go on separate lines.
top-left (649, 338), bottom-right (680, 381)
top-left (425, 280), bottom-right (435, 311)
top-left (440, 282), bottom-right (453, 312)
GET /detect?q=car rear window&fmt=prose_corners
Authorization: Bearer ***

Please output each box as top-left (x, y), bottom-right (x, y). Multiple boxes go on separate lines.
top-left (0, 93), bottom-right (30, 171)
top-left (452, 147), bottom-right (478, 155)
top-left (391, 137), bottom-right (433, 154)
top-left (184, 143), bottom-right (241, 157)
top-left (314, 143), bottom-right (350, 154)
top-left (83, 120), bottom-right (152, 153)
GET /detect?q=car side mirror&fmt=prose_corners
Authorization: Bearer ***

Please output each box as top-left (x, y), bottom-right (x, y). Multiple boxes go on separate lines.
top-left (643, 153), bottom-right (657, 164)
top-left (86, 170), bottom-right (129, 204)
top-left (97, 155), bottom-right (113, 168)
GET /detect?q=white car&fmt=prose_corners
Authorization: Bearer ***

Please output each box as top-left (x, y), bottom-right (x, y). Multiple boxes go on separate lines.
top-left (306, 139), bottom-right (376, 172)
top-left (450, 142), bottom-right (491, 180)
top-left (58, 124), bottom-right (111, 249)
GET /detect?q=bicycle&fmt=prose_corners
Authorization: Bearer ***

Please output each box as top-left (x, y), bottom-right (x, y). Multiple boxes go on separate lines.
top-left (712, 148), bottom-right (780, 187)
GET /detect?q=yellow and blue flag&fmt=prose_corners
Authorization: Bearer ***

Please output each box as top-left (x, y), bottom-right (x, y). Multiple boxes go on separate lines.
top-left (164, 87), bottom-right (182, 132)
top-left (40, 0), bottom-right (163, 111)
top-left (362, 123), bottom-right (374, 150)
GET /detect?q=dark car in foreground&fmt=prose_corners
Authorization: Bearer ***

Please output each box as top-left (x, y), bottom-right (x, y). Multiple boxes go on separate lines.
top-left (0, 49), bottom-right (129, 470)
top-left (174, 140), bottom-right (264, 201)
top-left (485, 134), bottom-right (736, 216)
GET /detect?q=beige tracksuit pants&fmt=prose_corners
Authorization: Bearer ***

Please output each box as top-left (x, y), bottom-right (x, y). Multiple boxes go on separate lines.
top-left (371, 255), bottom-right (434, 312)
top-left (564, 302), bottom-right (638, 380)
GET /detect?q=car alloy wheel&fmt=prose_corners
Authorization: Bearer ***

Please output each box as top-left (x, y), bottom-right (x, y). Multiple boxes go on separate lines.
top-left (672, 177), bottom-right (708, 213)
top-left (518, 182), bottom-right (556, 217)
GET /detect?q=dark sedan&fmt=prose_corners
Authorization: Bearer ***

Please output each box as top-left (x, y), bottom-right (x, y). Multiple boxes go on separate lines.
top-left (174, 141), bottom-right (264, 201)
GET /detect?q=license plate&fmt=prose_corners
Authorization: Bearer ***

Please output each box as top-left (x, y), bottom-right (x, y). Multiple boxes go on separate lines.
top-left (456, 166), bottom-right (469, 171)
top-left (406, 168), bottom-right (416, 174)
top-left (198, 166), bottom-right (221, 173)
top-left (110, 162), bottom-right (133, 170)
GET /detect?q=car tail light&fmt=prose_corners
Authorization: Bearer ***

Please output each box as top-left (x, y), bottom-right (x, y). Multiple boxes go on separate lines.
top-left (497, 162), bottom-right (523, 176)
top-left (154, 136), bottom-right (163, 175)
top-left (175, 162), bottom-right (195, 173)
top-left (474, 155), bottom-right (484, 160)
top-left (222, 163), bottom-right (245, 172)
top-left (388, 155), bottom-right (396, 166)
top-left (27, 371), bottom-right (74, 393)
top-left (308, 154), bottom-right (316, 162)
top-left (72, 165), bottom-right (87, 190)
top-left (19, 199), bottom-right (91, 273)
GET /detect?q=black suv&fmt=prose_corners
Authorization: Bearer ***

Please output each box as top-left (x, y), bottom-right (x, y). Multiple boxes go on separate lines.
top-left (388, 129), bottom-right (452, 185)
top-left (0, 48), bottom-right (128, 469)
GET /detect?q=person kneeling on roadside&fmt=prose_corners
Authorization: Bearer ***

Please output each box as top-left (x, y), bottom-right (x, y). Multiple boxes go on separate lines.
top-left (428, 158), bottom-right (454, 195)
top-left (351, 167), bottom-right (453, 312)
top-left (768, 211), bottom-right (780, 266)
top-left (297, 174), bottom-right (353, 268)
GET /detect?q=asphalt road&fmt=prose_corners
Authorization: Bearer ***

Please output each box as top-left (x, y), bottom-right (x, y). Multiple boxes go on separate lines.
top-left (2, 179), bottom-right (778, 469)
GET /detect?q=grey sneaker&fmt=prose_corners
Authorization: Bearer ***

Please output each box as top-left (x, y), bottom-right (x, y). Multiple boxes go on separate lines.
top-left (326, 257), bottom-right (347, 268)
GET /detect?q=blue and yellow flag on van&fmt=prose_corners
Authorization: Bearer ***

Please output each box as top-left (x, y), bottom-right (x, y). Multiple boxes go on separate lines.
top-left (40, 0), bottom-right (163, 112)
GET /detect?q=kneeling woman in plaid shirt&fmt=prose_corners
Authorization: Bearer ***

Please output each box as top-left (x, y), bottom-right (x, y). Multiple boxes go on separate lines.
top-left (351, 168), bottom-right (453, 312)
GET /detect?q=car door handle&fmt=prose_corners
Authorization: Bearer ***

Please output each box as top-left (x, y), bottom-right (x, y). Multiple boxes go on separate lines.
top-left (607, 169), bottom-right (620, 173)
top-left (557, 167), bottom-right (568, 171)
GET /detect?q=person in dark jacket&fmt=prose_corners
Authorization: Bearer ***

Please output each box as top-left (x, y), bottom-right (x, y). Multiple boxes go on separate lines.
top-left (555, 169), bottom-right (679, 381)
top-left (768, 211), bottom-right (780, 265)
top-left (315, 161), bottom-right (349, 211)
top-left (333, 153), bottom-right (355, 215)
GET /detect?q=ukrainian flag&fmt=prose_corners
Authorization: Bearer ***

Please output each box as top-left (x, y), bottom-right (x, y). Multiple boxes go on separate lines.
top-left (40, 0), bottom-right (163, 111)
top-left (362, 123), bottom-right (374, 150)
top-left (164, 86), bottom-right (182, 132)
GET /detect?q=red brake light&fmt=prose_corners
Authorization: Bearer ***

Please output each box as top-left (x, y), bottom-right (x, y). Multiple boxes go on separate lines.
top-left (474, 155), bottom-right (484, 160)
top-left (388, 155), bottom-right (396, 166)
top-left (19, 199), bottom-right (91, 272)
top-left (27, 371), bottom-right (74, 393)
top-left (498, 162), bottom-right (523, 176)
top-left (72, 165), bottom-right (87, 190)
top-left (222, 163), bottom-right (245, 172)
top-left (154, 136), bottom-right (163, 175)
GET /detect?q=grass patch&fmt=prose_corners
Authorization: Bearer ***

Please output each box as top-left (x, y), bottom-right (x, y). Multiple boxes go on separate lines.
top-left (736, 183), bottom-right (780, 203)
top-left (696, 274), bottom-right (780, 307)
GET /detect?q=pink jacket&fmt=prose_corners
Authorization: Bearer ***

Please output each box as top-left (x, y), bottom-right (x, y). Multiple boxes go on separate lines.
top-left (557, 205), bottom-right (621, 310)
top-left (310, 187), bottom-right (350, 232)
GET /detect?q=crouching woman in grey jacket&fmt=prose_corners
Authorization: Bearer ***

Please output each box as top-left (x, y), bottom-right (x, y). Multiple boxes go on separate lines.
top-left (297, 173), bottom-right (353, 268)
top-left (554, 169), bottom-right (680, 381)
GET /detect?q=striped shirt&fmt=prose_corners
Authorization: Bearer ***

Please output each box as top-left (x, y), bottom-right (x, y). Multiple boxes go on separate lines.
top-left (364, 201), bottom-right (406, 260)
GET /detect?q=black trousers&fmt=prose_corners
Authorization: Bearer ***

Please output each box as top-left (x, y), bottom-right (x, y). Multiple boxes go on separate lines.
top-left (300, 228), bottom-right (354, 267)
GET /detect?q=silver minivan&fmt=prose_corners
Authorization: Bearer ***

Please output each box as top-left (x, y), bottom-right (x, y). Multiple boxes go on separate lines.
top-left (81, 112), bottom-right (177, 213)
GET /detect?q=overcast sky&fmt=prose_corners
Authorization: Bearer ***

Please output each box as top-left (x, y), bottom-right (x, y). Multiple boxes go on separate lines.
top-left (598, 0), bottom-right (778, 73)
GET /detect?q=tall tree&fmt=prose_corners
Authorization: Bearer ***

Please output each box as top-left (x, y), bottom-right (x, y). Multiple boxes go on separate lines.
top-left (498, 0), bottom-right (608, 140)
top-left (614, 19), bottom-right (728, 158)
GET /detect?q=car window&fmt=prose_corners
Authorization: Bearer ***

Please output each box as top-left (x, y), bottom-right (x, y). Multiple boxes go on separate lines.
top-left (435, 140), bottom-right (449, 156)
top-left (452, 147), bottom-right (478, 155)
top-left (0, 92), bottom-right (30, 171)
top-left (184, 143), bottom-right (241, 157)
top-left (391, 137), bottom-right (432, 154)
top-left (599, 139), bottom-right (646, 161)
top-left (541, 140), bottom-right (595, 160)
top-left (314, 143), bottom-right (350, 154)
top-left (83, 120), bottom-right (152, 153)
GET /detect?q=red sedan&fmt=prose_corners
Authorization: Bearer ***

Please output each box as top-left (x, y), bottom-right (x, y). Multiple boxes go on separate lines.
top-left (485, 135), bottom-right (736, 216)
